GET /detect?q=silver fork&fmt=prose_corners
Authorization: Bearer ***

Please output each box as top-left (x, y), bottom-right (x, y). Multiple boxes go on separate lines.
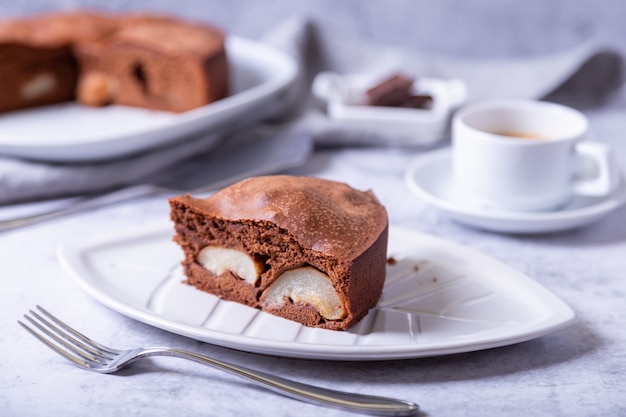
top-left (18, 306), bottom-right (419, 416)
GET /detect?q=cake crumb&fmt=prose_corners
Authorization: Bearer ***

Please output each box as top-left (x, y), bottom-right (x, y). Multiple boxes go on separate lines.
top-left (387, 256), bottom-right (397, 265)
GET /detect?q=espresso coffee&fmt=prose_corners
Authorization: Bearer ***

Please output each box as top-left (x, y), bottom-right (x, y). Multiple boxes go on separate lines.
top-left (492, 131), bottom-right (546, 140)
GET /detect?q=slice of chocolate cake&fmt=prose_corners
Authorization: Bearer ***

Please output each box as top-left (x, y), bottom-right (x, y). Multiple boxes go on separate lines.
top-left (169, 175), bottom-right (389, 330)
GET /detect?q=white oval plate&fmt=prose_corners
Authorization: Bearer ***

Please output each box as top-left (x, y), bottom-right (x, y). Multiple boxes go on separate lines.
top-left (0, 36), bottom-right (297, 162)
top-left (57, 222), bottom-right (576, 360)
top-left (405, 149), bottom-right (626, 234)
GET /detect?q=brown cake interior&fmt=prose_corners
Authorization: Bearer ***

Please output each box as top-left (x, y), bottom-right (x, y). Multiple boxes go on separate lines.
top-left (169, 175), bottom-right (389, 330)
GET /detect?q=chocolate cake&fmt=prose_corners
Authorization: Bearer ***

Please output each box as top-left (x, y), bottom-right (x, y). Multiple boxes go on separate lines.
top-left (169, 175), bottom-right (389, 330)
top-left (0, 11), bottom-right (227, 113)
top-left (0, 12), bottom-right (116, 113)
top-left (75, 15), bottom-right (228, 112)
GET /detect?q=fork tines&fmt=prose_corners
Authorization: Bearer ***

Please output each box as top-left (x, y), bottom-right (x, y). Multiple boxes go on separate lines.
top-left (18, 306), bottom-right (114, 369)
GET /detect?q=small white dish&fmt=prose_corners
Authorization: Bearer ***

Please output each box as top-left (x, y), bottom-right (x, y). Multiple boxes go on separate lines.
top-left (0, 36), bottom-right (297, 162)
top-left (312, 71), bottom-right (466, 145)
top-left (405, 149), bottom-right (626, 233)
top-left (58, 222), bottom-right (575, 360)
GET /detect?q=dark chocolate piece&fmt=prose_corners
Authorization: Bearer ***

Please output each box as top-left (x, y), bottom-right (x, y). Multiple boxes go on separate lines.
top-left (366, 74), bottom-right (414, 107)
top-left (366, 73), bottom-right (433, 109)
top-left (399, 94), bottom-right (434, 109)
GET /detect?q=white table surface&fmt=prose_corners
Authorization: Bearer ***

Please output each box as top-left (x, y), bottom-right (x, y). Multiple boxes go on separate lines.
top-left (2, 92), bottom-right (626, 416)
top-left (2, 2), bottom-right (626, 416)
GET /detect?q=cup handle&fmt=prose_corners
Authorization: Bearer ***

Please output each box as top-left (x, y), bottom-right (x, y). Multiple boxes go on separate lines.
top-left (573, 141), bottom-right (621, 196)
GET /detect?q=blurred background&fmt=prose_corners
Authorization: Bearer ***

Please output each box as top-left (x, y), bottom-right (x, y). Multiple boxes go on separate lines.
top-left (1, 0), bottom-right (625, 58)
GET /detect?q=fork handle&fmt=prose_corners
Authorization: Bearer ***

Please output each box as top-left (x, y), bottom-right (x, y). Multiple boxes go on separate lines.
top-left (139, 347), bottom-right (419, 416)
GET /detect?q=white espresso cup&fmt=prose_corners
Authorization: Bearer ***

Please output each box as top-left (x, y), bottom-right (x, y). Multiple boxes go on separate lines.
top-left (452, 99), bottom-right (620, 212)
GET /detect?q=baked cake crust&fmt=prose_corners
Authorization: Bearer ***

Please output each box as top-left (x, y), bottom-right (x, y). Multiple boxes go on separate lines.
top-left (169, 175), bottom-right (389, 330)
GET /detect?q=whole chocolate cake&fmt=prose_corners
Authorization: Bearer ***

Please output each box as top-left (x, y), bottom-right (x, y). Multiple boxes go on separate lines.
top-left (0, 12), bottom-right (116, 112)
top-left (0, 11), bottom-right (227, 113)
top-left (169, 175), bottom-right (389, 330)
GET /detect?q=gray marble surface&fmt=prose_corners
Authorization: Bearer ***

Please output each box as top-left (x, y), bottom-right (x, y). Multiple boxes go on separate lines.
top-left (1, 1), bottom-right (626, 416)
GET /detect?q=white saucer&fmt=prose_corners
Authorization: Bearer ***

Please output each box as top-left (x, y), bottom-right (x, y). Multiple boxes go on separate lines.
top-left (405, 149), bottom-right (626, 233)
